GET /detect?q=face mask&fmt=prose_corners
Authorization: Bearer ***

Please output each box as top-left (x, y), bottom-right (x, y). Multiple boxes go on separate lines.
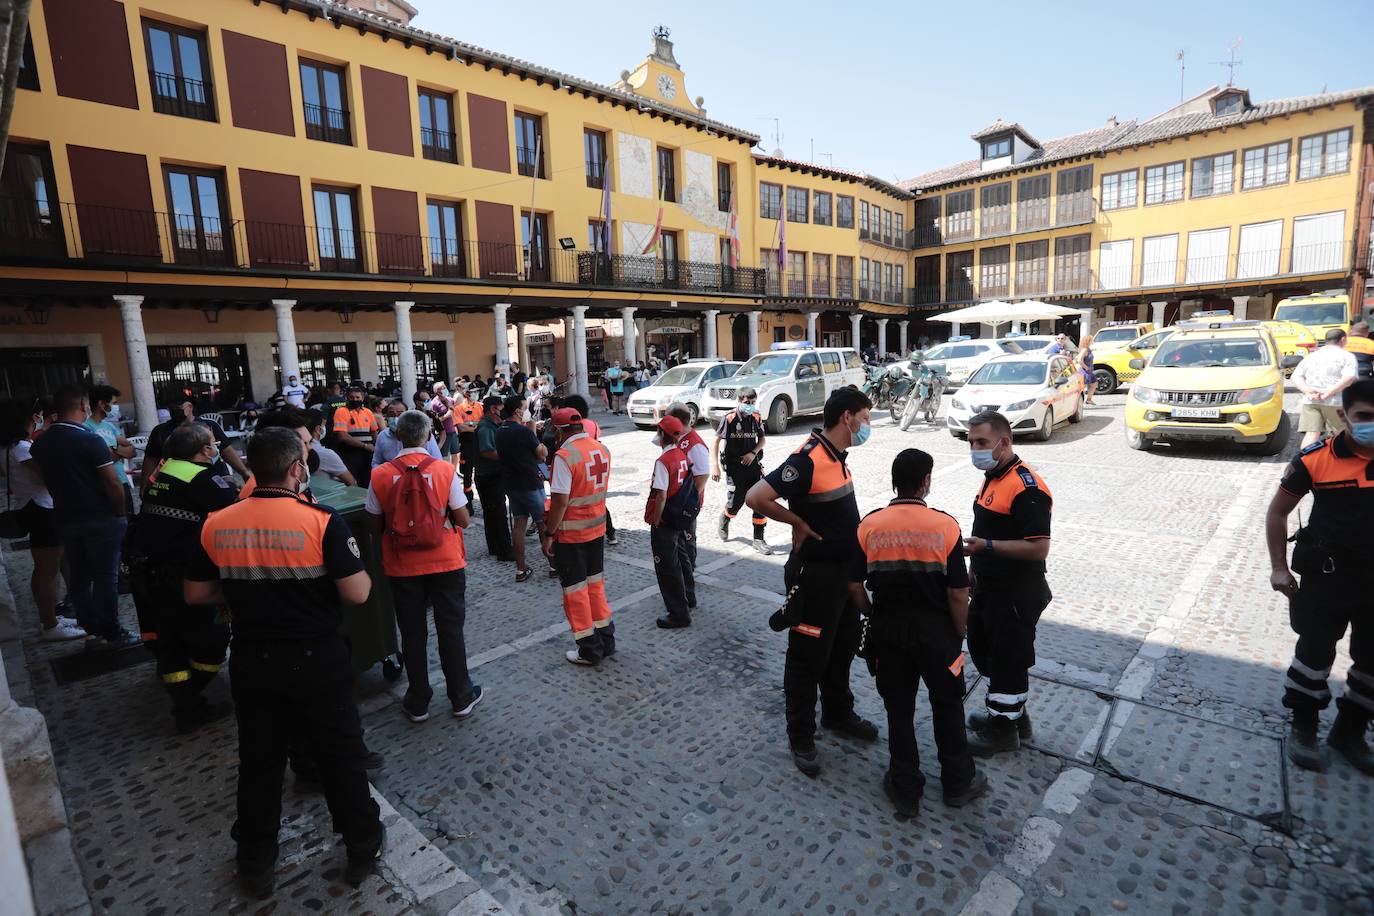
top-left (739, 403), bottom-right (757, 416)
top-left (851, 421), bottom-right (871, 447)
top-left (107, 404), bottom-right (120, 421)
top-left (387, 417), bottom-right (399, 430)
top-left (349, 400), bottom-right (363, 409)
top-left (207, 445), bottom-right (221, 463)
top-left (971, 449), bottom-right (1000, 471)
top-left (1351, 421), bottom-right (1374, 447)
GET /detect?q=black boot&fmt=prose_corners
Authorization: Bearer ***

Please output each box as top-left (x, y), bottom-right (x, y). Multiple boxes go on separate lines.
top-left (968, 707), bottom-right (1033, 740)
top-left (882, 772), bottom-right (920, 818)
top-left (967, 714), bottom-right (1019, 757)
top-left (1327, 710), bottom-right (1374, 776)
top-left (1286, 712), bottom-right (1324, 772)
top-left (821, 713), bottom-right (879, 742)
top-left (790, 739), bottom-right (820, 777)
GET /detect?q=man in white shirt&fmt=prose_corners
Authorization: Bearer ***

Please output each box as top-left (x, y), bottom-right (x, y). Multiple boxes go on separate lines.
top-left (1292, 329), bottom-right (1359, 448)
top-left (281, 375), bottom-right (310, 409)
top-left (305, 408), bottom-right (356, 486)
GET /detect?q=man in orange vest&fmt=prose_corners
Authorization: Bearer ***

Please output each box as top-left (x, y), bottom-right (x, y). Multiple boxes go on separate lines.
top-left (747, 387), bottom-right (879, 777)
top-left (541, 407), bottom-right (615, 665)
top-left (647, 415), bottom-right (696, 629)
top-left (332, 385), bottom-right (383, 483)
top-left (365, 410), bottom-right (481, 723)
top-left (184, 427), bottom-right (383, 897)
top-left (850, 448), bottom-right (987, 817)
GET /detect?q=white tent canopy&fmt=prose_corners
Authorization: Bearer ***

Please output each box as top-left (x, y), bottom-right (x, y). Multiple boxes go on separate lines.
top-left (930, 299), bottom-right (1082, 324)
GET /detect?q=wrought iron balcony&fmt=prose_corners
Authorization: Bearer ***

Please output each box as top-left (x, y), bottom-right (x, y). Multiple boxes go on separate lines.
top-left (421, 127), bottom-right (457, 163)
top-left (148, 70), bottom-right (215, 122)
top-left (304, 103), bottom-right (350, 145)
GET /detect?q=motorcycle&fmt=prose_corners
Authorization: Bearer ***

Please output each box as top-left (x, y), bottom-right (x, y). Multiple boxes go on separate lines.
top-left (898, 362), bottom-right (949, 430)
top-left (862, 364), bottom-right (912, 413)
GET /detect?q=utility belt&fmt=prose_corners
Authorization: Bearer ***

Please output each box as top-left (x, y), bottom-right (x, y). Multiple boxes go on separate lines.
top-left (1291, 527), bottom-right (1362, 577)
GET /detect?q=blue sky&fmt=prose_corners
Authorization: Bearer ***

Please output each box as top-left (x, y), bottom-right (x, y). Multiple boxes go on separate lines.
top-left (412, 0), bottom-right (1373, 183)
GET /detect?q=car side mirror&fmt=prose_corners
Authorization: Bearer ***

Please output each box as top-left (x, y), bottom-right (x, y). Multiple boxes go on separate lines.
top-left (1281, 355), bottom-right (1302, 370)
top-left (1053, 376), bottom-right (1068, 387)
top-left (1128, 358), bottom-right (1145, 370)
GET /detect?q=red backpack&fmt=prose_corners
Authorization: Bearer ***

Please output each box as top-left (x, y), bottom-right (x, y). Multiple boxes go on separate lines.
top-left (385, 457), bottom-right (446, 549)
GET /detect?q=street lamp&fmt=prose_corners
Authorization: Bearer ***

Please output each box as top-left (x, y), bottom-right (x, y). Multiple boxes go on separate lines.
top-left (338, 304), bottom-right (354, 324)
top-left (202, 303), bottom-right (221, 323)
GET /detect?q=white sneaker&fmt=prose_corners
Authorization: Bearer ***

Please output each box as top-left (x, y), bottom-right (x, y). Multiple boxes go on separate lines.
top-left (565, 649), bottom-right (598, 667)
top-left (56, 615), bottom-right (80, 628)
top-left (42, 622), bottom-right (87, 641)
top-left (751, 539), bottom-right (775, 556)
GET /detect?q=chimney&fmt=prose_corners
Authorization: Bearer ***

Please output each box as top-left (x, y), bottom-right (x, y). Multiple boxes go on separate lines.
top-left (1106, 116), bottom-right (1118, 127)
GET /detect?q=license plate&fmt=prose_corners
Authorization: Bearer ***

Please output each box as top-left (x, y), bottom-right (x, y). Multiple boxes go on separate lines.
top-left (1171, 406), bottom-right (1220, 419)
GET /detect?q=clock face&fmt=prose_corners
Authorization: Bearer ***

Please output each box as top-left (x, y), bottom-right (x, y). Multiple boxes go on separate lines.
top-left (657, 74), bottom-right (677, 100)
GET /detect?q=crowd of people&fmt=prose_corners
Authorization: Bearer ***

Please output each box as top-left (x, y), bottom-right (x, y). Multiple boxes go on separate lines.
top-left (4, 342), bottom-right (1373, 901)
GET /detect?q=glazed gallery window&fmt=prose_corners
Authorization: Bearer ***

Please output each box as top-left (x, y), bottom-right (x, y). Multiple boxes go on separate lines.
top-left (1242, 142), bottom-right (1289, 190)
top-left (787, 186), bottom-right (808, 223)
top-left (835, 195), bottom-right (855, 229)
top-left (1143, 162), bottom-right (1184, 205)
top-left (1100, 170), bottom-right (1137, 210)
top-left (1298, 129), bottom-right (1351, 180)
top-left (944, 190), bottom-right (973, 241)
top-left (1191, 153), bottom-right (1234, 198)
top-left (1016, 175), bottom-right (1050, 230)
top-left (759, 182), bottom-right (782, 220)
top-left (813, 191), bottom-right (832, 226)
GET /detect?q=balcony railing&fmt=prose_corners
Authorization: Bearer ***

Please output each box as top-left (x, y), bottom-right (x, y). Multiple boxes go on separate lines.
top-left (149, 70), bottom-right (215, 121)
top-left (0, 199), bottom-right (764, 296)
top-left (304, 103), bottom-right (350, 144)
top-left (421, 127), bottom-right (457, 163)
top-left (915, 197), bottom-right (1101, 248)
top-left (516, 146), bottom-right (545, 178)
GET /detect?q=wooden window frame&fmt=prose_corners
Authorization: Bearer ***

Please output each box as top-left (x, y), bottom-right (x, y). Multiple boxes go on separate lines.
top-left (418, 88), bottom-right (458, 164)
top-left (1016, 174), bottom-right (1050, 230)
top-left (836, 195), bottom-right (855, 229)
top-left (1100, 169), bottom-right (1138, 211)
top-left (1297, 128), bottom-right (1352, 181)
top-left (656, 146), bottom-right (677, 202)
top-left (813, 191), bottom-right (832, 226)
top-left (759, 182), bottom-right (782, 220)
top-left (979, 182), bottom-right (1011, 237)
top-left (944, 190), bottom-right (974, 242)
top-left (311, 184), bottom-right (361, 272)
top-left (142, 19), bottom-right (216, 122)
top-left (163, 164), bottom-right (233, 267)
top-left (982, 136), bottom-right (1012, 159)
top-left (17, 27), bottom-right (38, 91)
top-left (426, 198), bottom-right (466, 277)
top-left (515, 112), bottom-right (546, 179)
top-left (716, 161), bottom-right (732, 212)
top-left (300, 59), bottom-right (350, 144)
top-left (1014, 239), bottom-right (1049, 296)
top-left (584, 128), bottom-right (608, 190)
top-left (1241, 141), bottom-right (1290, 191)
top-left (978, 245), bottom-right (1010, 298)
top-left (945, 250), bottom-right (974, 301)
top-left (1190, 153), bottom-right (1234, 199)
top-left (1052, 233), bottom-right (1091, 293)
top-left (786, 186), bottom-right (809, 223)
top-left (1143, 161), bottom-right (1185, 206)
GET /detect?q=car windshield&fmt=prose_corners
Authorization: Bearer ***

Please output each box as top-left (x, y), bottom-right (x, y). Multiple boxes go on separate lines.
top-left (1094, 327), bottom-right (1139, 344)
top-left (969, 362), bottom-right (1047, 385)
top-left (1274, 302), bottom-right (1346, 326)
top-left (1007, 338), bottom-right (1050, 351)
top-left (738, 354), bottom-right (798, 377)
top-left (1151, 338), bottom-right (1269, 368)
top-left (653, 366), bottom-right (703, 387)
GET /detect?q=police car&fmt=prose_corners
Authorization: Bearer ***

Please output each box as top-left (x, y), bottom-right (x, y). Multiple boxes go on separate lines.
top-left (625, 358), bottom-right (743, 428)
top-left (918, 336), bottom-right (1025, 389)
top-left (947, 353), bottom-right (1085, 441)
top-left (704, 342), bottom-right (866, 434)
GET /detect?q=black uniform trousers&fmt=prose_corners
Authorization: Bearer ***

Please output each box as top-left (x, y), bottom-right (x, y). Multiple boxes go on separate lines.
top-left (651, 523), bottom-right (695, 622)
top-left (872, 604), bottom-right (974, 799)
top-left (724, 462), bottom-right (767, 537)
top-left (147, 573), bottom-right (229, 710)
top-left (783, 555), bottom-right (861, 745)
top-left (967, 577), bottom-right (1051, 719)
top-left (458, 433), bottom-right (476, 497)
top-left (474, 472), bottom-right (514, 560)
top-left (1284, 563), bottom-right (1374, 720)
top-left (338, 445), bottom-right (373, 487)
top-left (228, 634), bottom-right (382, 871)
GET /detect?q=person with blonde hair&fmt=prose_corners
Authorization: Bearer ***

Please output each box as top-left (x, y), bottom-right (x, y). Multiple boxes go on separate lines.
top-left (1076, 333), bottom-right (1096, 407)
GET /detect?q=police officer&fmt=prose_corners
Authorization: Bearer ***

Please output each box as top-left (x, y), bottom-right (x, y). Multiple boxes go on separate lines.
top-left (711, 387), bottom-right (774, 555)
top-left (133, 423), bottom-right (238, 732)
top-left (849, 448), bottom-right (988, 817)
top-left (962, 410), bottom-right (1053, 756)
top-left (747, 386), bottom-right (879, 777)
top-left (1266, 378), bottom-right (1374, 775)
top-left (541, 408), bottom-right (616, 665)
top-left (185, 427), bottom-right (384, 897)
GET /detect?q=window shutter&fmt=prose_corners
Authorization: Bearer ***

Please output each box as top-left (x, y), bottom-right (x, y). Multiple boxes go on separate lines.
top-left (1290, 211), bottom-right (1345, 274)
top-left (1185, 228), bottom-right (1230, 283)
top-left (1235, 220), bottom-right (1282, 279)
top-left (1140, 235), bottom-right (1178, 287)
top-left (1098, 239), bottom-right (1134, 290)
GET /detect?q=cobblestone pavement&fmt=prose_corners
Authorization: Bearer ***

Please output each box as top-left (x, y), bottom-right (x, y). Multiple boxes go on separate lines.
top-left (7, 390), bottom-right (1373, 915)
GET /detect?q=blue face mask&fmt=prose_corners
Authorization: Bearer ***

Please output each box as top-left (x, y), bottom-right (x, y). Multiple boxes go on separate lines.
top-left (1351, 421), bottom-right (1374, 447)
top-left (851, 422), bottom-right (871, 447)
top-left (387, 417), bottom-right (399, 430)
top-left (971, 449), bottom-right (1000, 471)
top-left (107, 404), bottom-right (120, 421)
top-left (739, 403), bottom-right (757, 416)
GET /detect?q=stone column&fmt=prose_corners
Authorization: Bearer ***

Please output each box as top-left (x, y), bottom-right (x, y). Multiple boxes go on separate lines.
top-left (516, 321), bottom-right (531, 373)
top-left (271, 299), bottom-right (300, 387)
top-left (492, 303), bottom-right (510, 375)
top-left (1105, 305), bottom-right (1118, 324)
top-left (1077, 308), bottom-right (1094, 340)
top-left (113, 295), bottom-right (158, 434)
top-left (563, 316), bottom-right (577, 385)
top-left (620, 307), bottom-right (637, 365)
top-left (393, 301), bottom-right (417, 403)
top-left (951, 322), bottom-right (962, 338)
top-left (875, 318), bottom-right (889, 355)
top-left (850, 313), bottom-right (862, 348)
top-left (1152, 301), bottom-right (1168, 327)
top-left (704, 310), bottom-right (719, 358)
top-left (635, 317), bottom-right (648, 363)
top-left (746, 310), bottom-right (760, 356)
top-left (899, 320), bottom-right (909, 356)
top-left (805, 311), bottom-right (818, 345)
top-left (1231, 295), bottom-right (1250, 321)
top-left (571, 306), bottom-right (589, 398)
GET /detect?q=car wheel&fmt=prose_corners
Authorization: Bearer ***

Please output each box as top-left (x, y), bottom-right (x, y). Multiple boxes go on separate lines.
top-left (685, 403), bottom-right (699, 426)
top-left (766, 398), bottom-right (791, 435)
top-left (1246, 411), bottom-right (1292, 457)
top-left (1032, 408), bottom-right (1053, 442)
top-left (1094, 368), bottom-right (1117, 395)
top-left (1067, 394), bottom-right (1084, 423)
top-left (1125, 426), bottom-right (1151, 451)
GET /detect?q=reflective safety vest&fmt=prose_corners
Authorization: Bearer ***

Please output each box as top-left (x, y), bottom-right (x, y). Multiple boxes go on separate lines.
top-left (793, 433), bottom-right (855, 506)
top-left (857, 499), bottom-right (961, 577)
top-left (333, 406), bottom-right (381, 445)
top-left (554, 434), bottom-right (610, 543)
top-left (200, 493), bottom-right (332, 581)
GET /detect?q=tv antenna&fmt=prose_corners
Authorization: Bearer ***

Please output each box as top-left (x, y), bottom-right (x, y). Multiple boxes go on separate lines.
top-left (1213, 38), bottom-right (1243, 86)
top-left (758, 117), bottom-right (783, 156)
top-left (1175, 49), bottom-right (1186, 101)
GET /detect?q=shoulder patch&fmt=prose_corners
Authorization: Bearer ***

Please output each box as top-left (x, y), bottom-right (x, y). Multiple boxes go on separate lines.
top-left (347, 536), bottom-right (361, 558)
top-left (210, 475), bottom-right (233, 489)
top-left (1016, 467), bottom-right (1038, 488)
top-left (781, 465), bottom-right (800, 483)
top-left (1298, 439), bottom-right (1328, 457)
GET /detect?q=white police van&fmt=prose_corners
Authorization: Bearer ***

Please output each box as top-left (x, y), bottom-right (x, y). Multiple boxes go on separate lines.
top-left (703, 342), bottom-right (866, 434)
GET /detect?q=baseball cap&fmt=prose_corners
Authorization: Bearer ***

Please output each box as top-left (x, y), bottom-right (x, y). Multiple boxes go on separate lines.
top-left (656, 415), bottom-right (685, 437)
top-left (552, 407), bottom-right (583, 427)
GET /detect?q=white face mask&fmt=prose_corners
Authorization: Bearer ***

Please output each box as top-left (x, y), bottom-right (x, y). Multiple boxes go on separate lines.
top-left (106, 404), bottom-right (120, 421)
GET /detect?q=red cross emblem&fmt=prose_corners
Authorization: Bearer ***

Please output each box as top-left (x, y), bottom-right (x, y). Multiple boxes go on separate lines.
top-left (586, 449), bottom-right (610, 489)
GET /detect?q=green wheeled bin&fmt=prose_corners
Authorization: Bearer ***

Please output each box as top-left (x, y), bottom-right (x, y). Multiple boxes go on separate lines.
top-left (313, 478), bottom-right (404, 682)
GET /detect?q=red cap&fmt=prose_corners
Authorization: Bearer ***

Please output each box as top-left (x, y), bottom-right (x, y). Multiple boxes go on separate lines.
top-left (552, 407), bottom-right (583, 427)
top-left (656, 415), bottom-right (685, 437)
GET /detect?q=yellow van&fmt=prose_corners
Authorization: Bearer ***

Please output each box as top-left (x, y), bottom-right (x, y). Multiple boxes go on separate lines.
top-left (1271, 294), bottom-right (1351, 341)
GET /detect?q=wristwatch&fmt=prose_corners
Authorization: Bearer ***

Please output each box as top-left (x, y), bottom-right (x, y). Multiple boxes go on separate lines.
top-left (985, 538), bottom-right (995, 554)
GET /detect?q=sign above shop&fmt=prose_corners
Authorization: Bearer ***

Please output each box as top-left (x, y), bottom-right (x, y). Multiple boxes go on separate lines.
top-left (586, 327), bottom-right (604, 340)
top-left (648, 326), bottom-right (694, 335)
top-left (526, 332), bottom-right (554, 345)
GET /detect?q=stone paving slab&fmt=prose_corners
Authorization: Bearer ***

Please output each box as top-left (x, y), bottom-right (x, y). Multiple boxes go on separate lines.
top-left (965, 677), bottom-right (1111, 763)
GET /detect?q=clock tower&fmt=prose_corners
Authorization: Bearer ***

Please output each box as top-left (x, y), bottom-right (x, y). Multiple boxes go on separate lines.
top-left (613, 27), bottom-right (706, 115)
